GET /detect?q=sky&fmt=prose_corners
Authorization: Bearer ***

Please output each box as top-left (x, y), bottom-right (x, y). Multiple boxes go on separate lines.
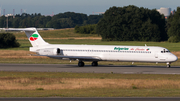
top-left (0, 0), bottom-right (180, 15)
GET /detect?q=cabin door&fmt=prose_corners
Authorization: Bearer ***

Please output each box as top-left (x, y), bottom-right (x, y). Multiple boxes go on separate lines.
top-left (154, 51), bottom-right (158, 58)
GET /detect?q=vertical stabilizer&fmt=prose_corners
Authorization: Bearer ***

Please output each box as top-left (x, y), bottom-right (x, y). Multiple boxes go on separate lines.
top-left (24, 28), bottom-right (49, 47)
top-left (7, 28), bottom-right (49, 47)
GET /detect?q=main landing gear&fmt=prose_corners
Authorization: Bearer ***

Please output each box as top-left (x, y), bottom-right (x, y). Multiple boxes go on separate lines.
top-left (78, 61), bottom-right (84, 67)
top-left (92, 61), bottom-right (98, 66)
top-left (78, 61), bottom-right (98, 67)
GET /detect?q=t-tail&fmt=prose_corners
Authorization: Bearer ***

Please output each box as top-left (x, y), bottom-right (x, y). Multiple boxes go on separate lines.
top-left (7, 28), bottom-right (49, 47)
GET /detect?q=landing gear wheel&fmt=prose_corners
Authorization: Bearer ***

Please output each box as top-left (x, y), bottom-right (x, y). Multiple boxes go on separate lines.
top-left (166, 62), bottom-right (171, 68)
top-left (78, 61), bottom-right (84, 67)
top-left (92, 61), bottom-right (98, 66)
top-left (167, 64), bottom-right (171, 68)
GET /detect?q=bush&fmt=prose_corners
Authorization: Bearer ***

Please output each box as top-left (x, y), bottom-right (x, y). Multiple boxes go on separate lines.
top-left (168, 36), bottom-right (180, 43)
top-left (0, 33), bottom-right (20, 48)
top-left (36, 88), bottom-right (44, 90)
top-left (75, 24), bottom-right (97, 34)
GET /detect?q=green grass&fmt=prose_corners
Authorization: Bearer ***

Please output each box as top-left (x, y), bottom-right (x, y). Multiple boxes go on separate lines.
top-left (2, 39), bottom-right (180, 51)
top-left (1, 89), bottom-right (180, 97)
top-left (0, 71), bottom-right (180, 80)
top-left (12, 28), bottom-right (99, 38)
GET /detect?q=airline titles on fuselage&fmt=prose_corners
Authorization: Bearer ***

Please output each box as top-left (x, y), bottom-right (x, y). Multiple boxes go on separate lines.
top-left (114, 47), bottom-right (150, 51)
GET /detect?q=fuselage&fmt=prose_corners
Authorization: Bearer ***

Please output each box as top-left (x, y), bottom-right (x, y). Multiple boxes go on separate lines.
top-left (7, 28), bottom-right (178, 67)
top-left (31, 44), bottom-right (178, 63)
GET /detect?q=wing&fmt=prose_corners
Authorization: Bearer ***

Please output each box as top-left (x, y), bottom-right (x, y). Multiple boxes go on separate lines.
top-left (38, 55), bottom-right (101, 61)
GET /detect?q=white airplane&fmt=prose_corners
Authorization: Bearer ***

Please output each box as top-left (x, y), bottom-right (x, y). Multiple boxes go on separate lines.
top-left (7, 28), bottom-right (178, 68)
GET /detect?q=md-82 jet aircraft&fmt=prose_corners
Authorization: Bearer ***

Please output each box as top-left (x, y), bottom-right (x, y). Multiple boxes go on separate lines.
top-left (7, 28), bottom-right (178, 68)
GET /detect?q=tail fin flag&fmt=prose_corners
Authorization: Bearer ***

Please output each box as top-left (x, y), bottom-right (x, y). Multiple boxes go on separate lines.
top-left (6, 28), bottom-right (49, 47)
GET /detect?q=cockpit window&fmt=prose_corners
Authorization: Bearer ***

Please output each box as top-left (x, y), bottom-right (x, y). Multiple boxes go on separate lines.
top-left (161, 49), bottom-right (170, 53)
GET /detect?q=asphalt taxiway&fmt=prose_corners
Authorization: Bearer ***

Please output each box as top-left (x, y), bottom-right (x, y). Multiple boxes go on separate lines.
top-left (0, 64), bottom-right (180, 74)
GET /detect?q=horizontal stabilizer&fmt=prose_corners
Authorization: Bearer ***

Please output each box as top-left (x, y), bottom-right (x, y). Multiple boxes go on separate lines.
top-left (6, 28), bottom-right (36, 32)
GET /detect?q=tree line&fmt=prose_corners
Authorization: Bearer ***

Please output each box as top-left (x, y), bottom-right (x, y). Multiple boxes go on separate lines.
top-left (75, 5), bottom-right (180, 42)
top-left (96, 5), bottom-right (167, 42)
top-left (167, 7), bottom-right (180, 42)
top-left (1, 5), bottom-right (180, 43)
top-left (0, 12), bottom-right (103, 29)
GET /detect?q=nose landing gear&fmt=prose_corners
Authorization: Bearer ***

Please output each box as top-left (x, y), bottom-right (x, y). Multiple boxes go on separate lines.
top-left (166, 62), bottom-right (171, 68)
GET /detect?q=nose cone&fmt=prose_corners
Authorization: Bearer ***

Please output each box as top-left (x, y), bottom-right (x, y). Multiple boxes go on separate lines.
top-left (169, 54), bottom-right (178, 62)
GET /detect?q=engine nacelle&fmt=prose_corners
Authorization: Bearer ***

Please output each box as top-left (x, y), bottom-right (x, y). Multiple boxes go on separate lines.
top-left (37, 48), bottom-right (61, 55)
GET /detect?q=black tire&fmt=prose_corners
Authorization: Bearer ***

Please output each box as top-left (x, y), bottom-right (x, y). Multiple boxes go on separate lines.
top-left (78, 61), bottom-right (84, 67)
top-left (167, 64), bottom-right (171, 68)
top-left (92, 61), bottom-right (98, 66)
